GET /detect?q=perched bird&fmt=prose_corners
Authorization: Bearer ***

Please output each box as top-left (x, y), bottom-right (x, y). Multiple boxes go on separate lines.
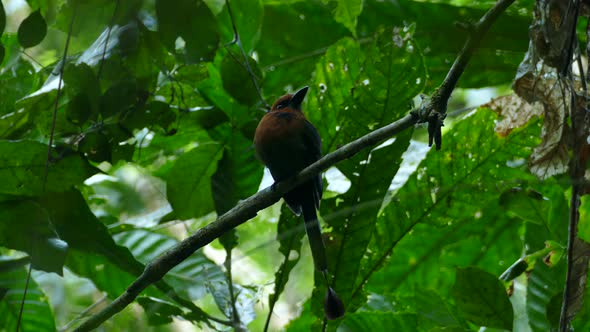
top-left (254, 86), bottom-right (345, 320)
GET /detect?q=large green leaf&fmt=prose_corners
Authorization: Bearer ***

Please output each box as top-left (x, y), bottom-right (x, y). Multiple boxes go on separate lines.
top-left (166, 142), bottom-right (224, 219)
top-left (307, 28), bottom-right (425, 320)
top-left (62, 62), bottom-right (100, 125)
top-left (266, 204), bottom-right (306, 326)
top-left (156, 0), bottom-right (219, 63)
top-left (0, 59), bottom-right (37, 138)
top-left (40, 189), bottom-right (144, 273)
top-left (362, 110), bottom-right (540, 302)
top-left (340, 312), bottom-right (417, 331)
top-left (258, 1), bottom-right (349, 93)
top-left (17, 9), bottom-right (47, 48)
top-left (0, 265), bottom-right (55, 331)
top-left (210, 124), bottom-right (263, 215)
top-left (217, 0), bottom-right (263, 53)
top-left (135, 119), bottom-right (214, 178)
top-left (526, 259), bottom-right (564, 332)
top-left (55, 0), bottom-right (142, 52)
top-left (357, 0), bottom-right (529, 88)
top-left (65, 248), bottom-right (161, 299)
top-left (333, 0), bottom-right (363, 37)
top-left (0, 200), bottom-right (67, 274)
top-left (220, 52), bottom-right (264, 107)
top-left (452, 267), bottom-right (514, 330)
top-left (0, 140), bottom-right (97, 196)
top-left (196, 58), bottom-right (252, 126)
top-left (114, 229), bottom-right (225, 301)
top-left (305, 37), bottom-right (363, 145)
top-left (416, 289), bottom-right (464, 329)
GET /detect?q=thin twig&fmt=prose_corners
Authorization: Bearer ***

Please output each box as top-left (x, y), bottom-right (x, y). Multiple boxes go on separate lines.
top-left (42, 3), bottom-right (78, 191)
top-left (21, 50), bottom-right (47, 69)
top-left (225, 0), bottom-right (269, 109)
top-left (224, 250), bottom-right (241, 329)
top-left (96, 0), bottom-right (120, 80)
top-left (430, 0), bottom-right (516, 114)
top-left (15, 264), bottom-right (32, 332)
top-left (26, 4), bottom-right (77, 332)
top-left (59, 295), bottom-right (108, 332)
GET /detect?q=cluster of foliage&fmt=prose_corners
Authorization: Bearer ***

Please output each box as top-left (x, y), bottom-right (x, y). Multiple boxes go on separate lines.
top-left (0, 0), bottom-right (588, 331)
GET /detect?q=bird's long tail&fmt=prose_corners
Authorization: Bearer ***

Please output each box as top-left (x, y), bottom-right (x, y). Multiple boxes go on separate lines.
top-left (301, 200), bottom-right (345, 320)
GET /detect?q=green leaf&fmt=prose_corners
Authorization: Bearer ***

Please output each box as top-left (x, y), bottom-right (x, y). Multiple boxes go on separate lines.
top-left (0, 140), bottom-right (97, 196)
top-left (121, 100), bottom-right (176, 132)
top-left (210, 124), bottom-right (262, 254)
top-left (365, 110), bottom-right (540, 300)
top-left (78, 130), bottom-right (112, 163)
top-left (0, 34), bottom-right (21, 74)
top-left (416, 289), bottom-right (463, 329)
top-left (340, 312), bottom-right (417, 331)
top-left (135, 122), bottom-right (212, 178)
top-left (499, 187), bottom-right (549, 223)
top-left (63, 62), bottom-right (100, 124)
top-left (306, 37), bottom-right (363, 143)
top-left (217, 0), bottom-right (263, 53)
top-left (0, 2), bottom-right (5, 35)
top-left (0, 266), bottom-right (55, 331)
top-left (258, 1), bottom-right (348, 93)
top-left (40, 189), bottom-right (143, 270)
top-left (137, 297), bottom-right (183, 325)
top-left (114, 229), bottom-right (225, 301)
top-left (63, 63), bottom-right (100, 99)
top-left (0, 59), bottom-right (36, 136)
top-left (99, 80), bottom-right (138, 118)
top-left (197, 61), bottom-right (251, 125)
top-left (452, 267), bottom-right (513, 330)
top-left (42, 189), bottom-right (167, 299)
top-left (55, 0), bottom-right (141, 49)
top-left (307, 28), bottom-right (424, 317)
top-left (211, 124), bottom-right (263, 215)
top-left (357, 1), bottom-right (529, 88)
top-left (208, 282), bottom-right (257, 325)
top-left (66, 93), bottom-right (93, 125)
top-left (220, 52), bottom-right (263, 107)
top-left (31, 237), bottom-right (68, 275)
top-left (333, 0), bottom-right (363, 37)
top-left (0, 200), bottom-right (67, 274)
top-left (156, 0), bottom-right (219, 63)
top-left (167, 143), bottom-right (224, 219)
top-left (526, 259), bottom-right (565, 332)
top-left (0, 44), bottom-right (4, 65)
top-left (267, 204), bottom-right (305, 322)
top-left (65, 249), bottom-right (150, 299)
top-left (17, 9), bottom-right (47, 48)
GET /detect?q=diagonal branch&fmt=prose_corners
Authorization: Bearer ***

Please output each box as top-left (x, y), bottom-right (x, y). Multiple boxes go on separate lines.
top-left (427, 0), bottom-right (516, 149)
top-left (73, 0), bottom-right (516, 330)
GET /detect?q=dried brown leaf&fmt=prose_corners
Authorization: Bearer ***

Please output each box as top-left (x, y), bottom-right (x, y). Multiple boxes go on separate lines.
top-left (513, 55), bottom-right (569, 179)
top-left (484, 94), bottom-right (543, 137)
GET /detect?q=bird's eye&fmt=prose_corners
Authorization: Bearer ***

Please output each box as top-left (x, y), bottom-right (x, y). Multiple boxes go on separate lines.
top-left (276, 100), bottom-right (289, 110)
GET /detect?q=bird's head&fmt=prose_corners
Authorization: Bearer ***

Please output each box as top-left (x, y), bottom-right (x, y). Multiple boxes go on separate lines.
top-left (271, 86), bottom-right (309, 112)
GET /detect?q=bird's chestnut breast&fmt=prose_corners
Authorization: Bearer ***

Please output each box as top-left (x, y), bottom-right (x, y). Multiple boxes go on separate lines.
top-left (253, 110), bottom-right (309, 175)
top-left (254, 111), bottom-right (306, 147)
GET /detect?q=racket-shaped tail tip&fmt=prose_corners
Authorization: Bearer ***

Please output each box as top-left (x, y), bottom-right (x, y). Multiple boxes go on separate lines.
top-left (324, 287), bottom-right (345, 320)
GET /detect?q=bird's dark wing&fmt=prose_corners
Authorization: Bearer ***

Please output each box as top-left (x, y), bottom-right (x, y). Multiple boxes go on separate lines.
top-left (301, 120), bottom-right (323, 209)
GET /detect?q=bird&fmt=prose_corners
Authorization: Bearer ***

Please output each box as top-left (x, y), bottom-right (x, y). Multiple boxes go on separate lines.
top-left (254, 86), bottom-right (345, 320)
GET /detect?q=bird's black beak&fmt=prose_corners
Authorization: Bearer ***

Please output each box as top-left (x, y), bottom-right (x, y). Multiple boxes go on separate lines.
top-left (290, 86), bottom-right (309, 110)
